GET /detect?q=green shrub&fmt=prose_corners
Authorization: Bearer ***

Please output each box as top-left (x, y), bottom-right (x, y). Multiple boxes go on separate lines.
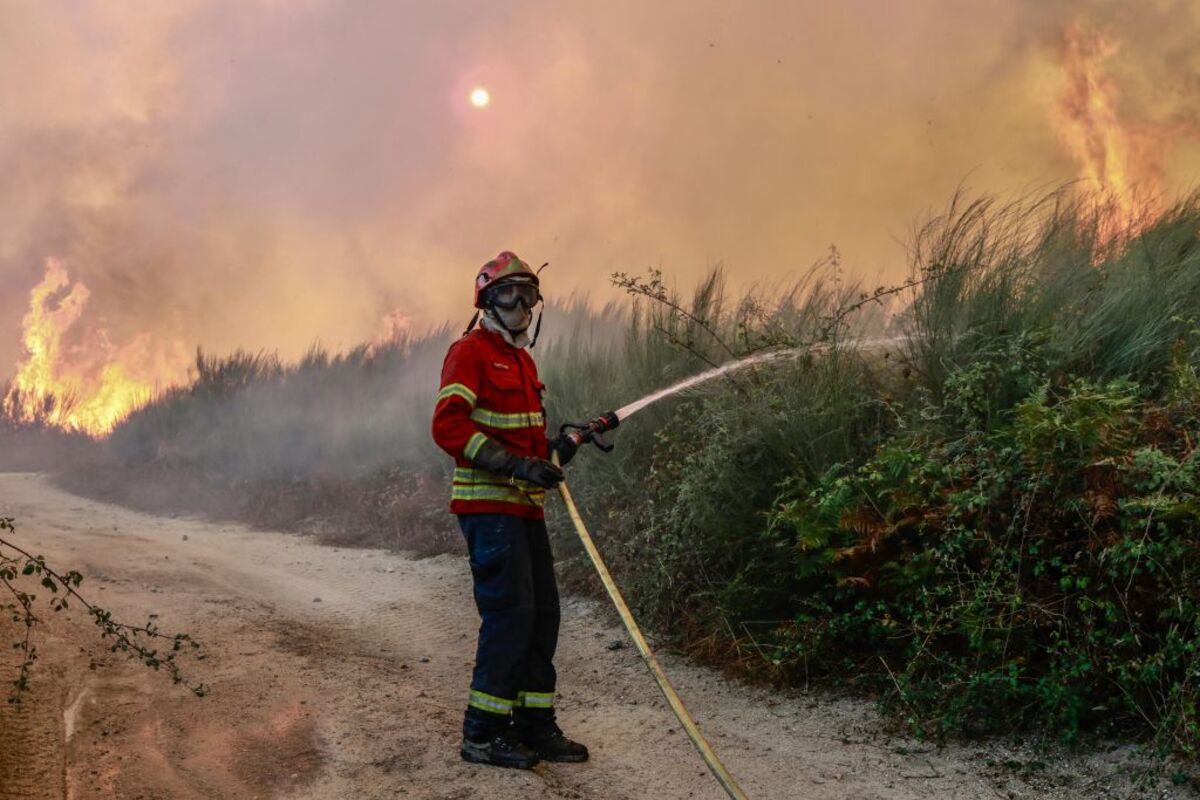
top-left (769, 379), bottom-right (1200, 750)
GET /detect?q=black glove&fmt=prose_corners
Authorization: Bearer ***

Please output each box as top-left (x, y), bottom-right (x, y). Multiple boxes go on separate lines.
top-left (470, 438), bottom-right (564, 489)
top-left (549, 433), bottom-right (578, 467)
top-left (512, 457), bottom-right (565, 489)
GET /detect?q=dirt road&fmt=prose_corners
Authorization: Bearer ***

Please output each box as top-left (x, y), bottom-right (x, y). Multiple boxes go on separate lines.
top-left (0, 473), bottom-right (1191, 800)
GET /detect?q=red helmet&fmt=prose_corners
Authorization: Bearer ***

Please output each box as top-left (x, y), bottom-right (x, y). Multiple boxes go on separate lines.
top-left (474, 251), bottom-right (540, 309)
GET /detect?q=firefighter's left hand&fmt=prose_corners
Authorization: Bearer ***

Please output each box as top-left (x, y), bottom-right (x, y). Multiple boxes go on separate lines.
top-left (513, 457), bottom-right (565, 489)
top-left (549, 433), bottom-right (578, 467)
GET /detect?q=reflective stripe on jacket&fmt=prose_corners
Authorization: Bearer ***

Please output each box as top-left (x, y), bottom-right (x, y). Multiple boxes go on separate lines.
top-left (431, 328), bottom-right (550, 519)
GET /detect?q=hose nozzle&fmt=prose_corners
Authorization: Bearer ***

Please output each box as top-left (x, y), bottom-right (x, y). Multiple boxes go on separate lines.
top-left (561, 410), bottom-right (620, 452)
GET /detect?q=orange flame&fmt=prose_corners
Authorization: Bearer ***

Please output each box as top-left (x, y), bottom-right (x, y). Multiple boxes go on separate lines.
top-left (1053, 22), bottom-right (1166, 242)
top-left (3, 258), bottom-right (188, 436)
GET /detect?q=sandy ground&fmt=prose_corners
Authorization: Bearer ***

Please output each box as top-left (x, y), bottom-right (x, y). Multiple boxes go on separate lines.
top-left (0, 473), bottom-right (1195, 800)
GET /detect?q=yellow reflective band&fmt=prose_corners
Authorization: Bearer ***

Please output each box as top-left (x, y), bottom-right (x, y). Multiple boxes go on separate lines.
top-left (453, 466), bottom-right (543, 491)
top-left (451, 485), bottom-right (546, 507)
top-left (469, 407), bottom-right (545, 430)
top-left (452, 482), bottom-right (546, 499)
top-left (463, 432), bottom-right (488, 460)
top-left (517, 691), bottom-right (554, 708)
top-left (468, 689), bottom-right (514, 715)
top-left (437, 382), bottom-right (477, 407)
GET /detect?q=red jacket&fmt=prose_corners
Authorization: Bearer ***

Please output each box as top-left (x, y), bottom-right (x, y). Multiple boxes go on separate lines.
top-left (432, 328), bottom-right (550, 519)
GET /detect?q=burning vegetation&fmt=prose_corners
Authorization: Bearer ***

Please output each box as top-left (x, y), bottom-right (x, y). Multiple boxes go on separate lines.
top-left (1052, 22), bottom-right (1169, 243)
top-left (2, 259), bottom-right (188, 437)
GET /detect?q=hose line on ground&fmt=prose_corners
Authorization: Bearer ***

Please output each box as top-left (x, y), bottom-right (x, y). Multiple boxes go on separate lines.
top-left (553, 462), bottom-right (750, 800)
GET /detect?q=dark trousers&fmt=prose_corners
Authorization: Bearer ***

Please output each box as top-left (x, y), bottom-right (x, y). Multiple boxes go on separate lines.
top-left (459, 513), bottom-right (560, 740)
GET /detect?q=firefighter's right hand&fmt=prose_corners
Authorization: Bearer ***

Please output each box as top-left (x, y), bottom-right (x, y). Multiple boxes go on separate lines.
top-left (513, 457), bottom-right (565, 489)
top-left (549, 433), bottom-right (578, 467)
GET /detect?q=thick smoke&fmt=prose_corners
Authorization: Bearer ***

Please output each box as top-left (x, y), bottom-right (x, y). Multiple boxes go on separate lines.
top-left (1, 0), bottom-right (1199, 378)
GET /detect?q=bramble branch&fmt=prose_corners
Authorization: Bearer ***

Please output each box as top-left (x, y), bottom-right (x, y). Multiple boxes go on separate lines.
top-left (0, 516), bottom-right (206, 703)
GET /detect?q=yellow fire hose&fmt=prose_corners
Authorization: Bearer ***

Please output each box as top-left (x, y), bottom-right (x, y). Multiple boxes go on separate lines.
top-left (553, 464), bottom-right (751, 800)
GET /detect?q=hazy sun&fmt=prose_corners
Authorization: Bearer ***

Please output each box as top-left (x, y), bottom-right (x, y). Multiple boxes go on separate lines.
top-left (469, 87), bottom-right (490, 108)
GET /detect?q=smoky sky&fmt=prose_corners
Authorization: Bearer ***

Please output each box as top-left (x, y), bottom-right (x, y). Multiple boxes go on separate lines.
top-left (2, 0), bottom-right (1199, 379)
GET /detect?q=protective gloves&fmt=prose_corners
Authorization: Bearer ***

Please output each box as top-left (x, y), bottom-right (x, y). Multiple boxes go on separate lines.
top-left (512, 457), bottom-right (565, 489)
top-left (471, 438), bottom-right (564, 489)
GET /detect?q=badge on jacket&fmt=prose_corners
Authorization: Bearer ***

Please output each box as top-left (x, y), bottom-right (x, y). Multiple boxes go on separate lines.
top-left (492, 362), bottom-right (510, 370)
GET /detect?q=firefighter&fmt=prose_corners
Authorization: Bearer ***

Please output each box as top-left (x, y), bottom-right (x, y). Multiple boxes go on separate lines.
top-left (431, 251), bottom-right (588, 769)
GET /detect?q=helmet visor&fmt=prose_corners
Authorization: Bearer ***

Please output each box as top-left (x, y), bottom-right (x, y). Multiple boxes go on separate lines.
top-left (487, 281), bottom-right (542, 310)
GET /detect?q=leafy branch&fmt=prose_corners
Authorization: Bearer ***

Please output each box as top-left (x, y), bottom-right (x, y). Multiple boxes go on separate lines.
top-left (612, 259), bottom-right (937, 365)
top-left (0, 516), bottom-right (205, 703)
top-left (612, 269), bottom-right (738, 368)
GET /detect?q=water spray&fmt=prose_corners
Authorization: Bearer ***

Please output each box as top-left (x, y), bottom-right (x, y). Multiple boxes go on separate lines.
top-left (615, 347), bottom-right (804, 421)
top-left (558, 348), bottom-right (804, 457)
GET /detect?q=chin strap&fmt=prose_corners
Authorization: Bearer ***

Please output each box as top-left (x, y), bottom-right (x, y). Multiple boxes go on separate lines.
top-left (530, 263), bottom-right (549, 348)
top-left (529, 307), bottom-right (544, 349)
top-left (462, 310), bottom-right (481, 336)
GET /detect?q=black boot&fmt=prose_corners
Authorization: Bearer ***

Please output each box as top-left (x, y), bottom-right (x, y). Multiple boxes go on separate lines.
top-left (522, 723), bottom-right (589, 763)
top-left (460, 729), bottom-right (541, 770)
top-left (514, 710), bottom-right (589, 763)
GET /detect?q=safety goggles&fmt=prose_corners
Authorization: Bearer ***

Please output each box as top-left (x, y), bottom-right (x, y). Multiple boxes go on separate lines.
top-left (487, 280), bottom-right (542, 310)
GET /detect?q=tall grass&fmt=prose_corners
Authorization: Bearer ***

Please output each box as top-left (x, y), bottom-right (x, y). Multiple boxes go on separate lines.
top-left (108, 329), bottom-right (454, 477)
top-left (906, 190), bottom-right (1200, 410)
